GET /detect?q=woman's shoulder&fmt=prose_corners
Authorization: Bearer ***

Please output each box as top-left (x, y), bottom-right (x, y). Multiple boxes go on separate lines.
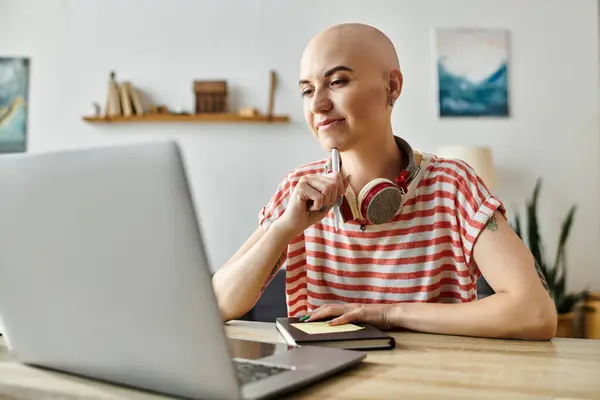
top-left (417, 151), bottom-right (486, 191)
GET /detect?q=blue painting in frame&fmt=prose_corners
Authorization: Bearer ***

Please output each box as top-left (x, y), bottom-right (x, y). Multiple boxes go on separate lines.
top-left (0, 57), bottom-right (29, 153)
top-left (436, 28), bottom-right (509, 117)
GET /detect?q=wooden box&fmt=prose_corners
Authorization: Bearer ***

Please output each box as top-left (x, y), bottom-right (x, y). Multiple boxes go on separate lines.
top-left (193, 80), bottom-right (228, 113)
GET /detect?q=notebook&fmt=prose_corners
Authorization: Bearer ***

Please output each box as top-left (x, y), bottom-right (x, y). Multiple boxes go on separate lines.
top-left (275, 317), bottom-right (396, 350)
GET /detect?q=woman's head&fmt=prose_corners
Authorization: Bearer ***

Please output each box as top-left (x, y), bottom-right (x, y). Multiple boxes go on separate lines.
top-left (299, 23), bottom-right (403, 153)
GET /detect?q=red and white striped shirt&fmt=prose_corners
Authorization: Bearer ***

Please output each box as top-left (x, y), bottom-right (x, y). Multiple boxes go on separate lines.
top-left (258, 151), bottom-right (506, 318)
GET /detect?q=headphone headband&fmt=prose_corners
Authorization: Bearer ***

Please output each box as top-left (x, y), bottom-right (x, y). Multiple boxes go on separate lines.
top-left (393, 135), bottom-right (420, 187)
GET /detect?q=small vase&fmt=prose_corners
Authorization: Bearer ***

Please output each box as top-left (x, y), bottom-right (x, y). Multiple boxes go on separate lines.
top-left (556, 312), bottom-right (575, 338)
top-left (105, 71), bottom-right (121, 117)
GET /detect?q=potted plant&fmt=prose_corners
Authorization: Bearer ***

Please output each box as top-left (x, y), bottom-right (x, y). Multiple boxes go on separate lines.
top-left (512, 178), bottom-right (588, 337)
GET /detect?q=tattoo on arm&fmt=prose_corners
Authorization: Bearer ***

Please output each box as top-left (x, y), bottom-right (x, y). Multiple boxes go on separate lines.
top-left (485, 216), bottom-right (498, 231)
top-left (534, 259), bottom-right (552, 297)
top-left (261, 258), bottom-right (282, 290)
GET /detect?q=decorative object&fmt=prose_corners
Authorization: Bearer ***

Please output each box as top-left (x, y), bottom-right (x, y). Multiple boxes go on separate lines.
top-left (105, 71), bottom-right (121, 117)
top-left (193, 80), bottom-right (228, 113)
top-left (583, 292), bottom-right (600, 339)
top-left (267, 70), bottom-right (277, 121)
top-left (149, 105), bottom-right (169, 114)
top-left (102, 72), bottom-right (144, 118)
top-left (239, 107), bottom-right (260, 117)
top-left (436, 28), bottom-right (509, 117)
top-left (512, 179), bottom-right (590, 338)
top-left (124, 81), bottom-right (144, 115)
top-left (0, 57), bottom-right (29, 153)
top-left (119, 83), bottom-right (133, 117)
top-left (435, 145), bottom-right (495, 189)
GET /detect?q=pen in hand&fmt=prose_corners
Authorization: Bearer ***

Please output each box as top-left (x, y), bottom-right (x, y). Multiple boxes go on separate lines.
top-left (331, 148), bottom-right (341, 232)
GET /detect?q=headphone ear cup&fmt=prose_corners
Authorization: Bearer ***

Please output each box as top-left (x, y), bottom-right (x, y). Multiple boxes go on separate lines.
top-left (365, 187), bottom-right (402, 224)
top-left (358, 178), bottom-right (403, 224)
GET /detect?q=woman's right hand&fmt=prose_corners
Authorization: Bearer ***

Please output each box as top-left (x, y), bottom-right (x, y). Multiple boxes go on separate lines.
top-left (276, 172), bottom-right (350, 237)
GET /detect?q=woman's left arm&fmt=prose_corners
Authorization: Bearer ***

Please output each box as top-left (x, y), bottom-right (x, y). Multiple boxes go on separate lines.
top-left (310, 211), bottom-right (558, 340)
top-left (387, 210), bottom-right (557, 340)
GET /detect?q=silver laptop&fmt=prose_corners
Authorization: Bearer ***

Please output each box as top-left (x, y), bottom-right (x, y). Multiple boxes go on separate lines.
top-left (0, 141), bottom-right (365, 400)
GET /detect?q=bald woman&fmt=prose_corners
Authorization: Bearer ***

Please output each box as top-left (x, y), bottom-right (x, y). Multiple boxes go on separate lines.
top-left (213, 23), bottom-right (557, 341)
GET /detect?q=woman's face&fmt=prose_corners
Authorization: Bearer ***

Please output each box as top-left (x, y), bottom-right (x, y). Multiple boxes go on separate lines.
top-left (299, 35), bottom-right (398, 153)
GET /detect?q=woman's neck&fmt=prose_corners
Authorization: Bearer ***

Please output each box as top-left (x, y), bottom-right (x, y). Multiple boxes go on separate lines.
top-left (341, 134), bottom-right (405, 195)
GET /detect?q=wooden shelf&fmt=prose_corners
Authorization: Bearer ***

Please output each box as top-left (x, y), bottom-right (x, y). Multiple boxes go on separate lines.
top-left (82, 113), bottom-right (290, 124)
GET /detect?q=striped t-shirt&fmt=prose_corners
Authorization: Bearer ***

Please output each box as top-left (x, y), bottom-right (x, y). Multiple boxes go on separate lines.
top-left (258, 151), bottom-right (506, 318)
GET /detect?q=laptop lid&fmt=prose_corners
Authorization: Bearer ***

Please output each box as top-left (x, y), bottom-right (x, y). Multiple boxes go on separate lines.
top-left (0, 141), bottom-right (241, 399)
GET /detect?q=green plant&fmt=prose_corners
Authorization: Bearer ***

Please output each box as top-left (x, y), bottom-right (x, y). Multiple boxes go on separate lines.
top-left (512, 178), bottom-right (588, 315)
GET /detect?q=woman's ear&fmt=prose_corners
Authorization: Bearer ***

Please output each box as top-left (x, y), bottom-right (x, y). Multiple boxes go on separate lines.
top-left (387, 69), bottom-right (403, 101)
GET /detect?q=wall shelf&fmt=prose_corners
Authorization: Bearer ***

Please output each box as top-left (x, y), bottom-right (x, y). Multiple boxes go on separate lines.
top-left (82, 113), bottom-right (290, 124)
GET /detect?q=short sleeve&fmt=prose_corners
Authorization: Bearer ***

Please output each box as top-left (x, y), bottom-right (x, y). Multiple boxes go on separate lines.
top-left (450, 160), bottom-right (507, 274)
top-left (258, 173), bottom-right (295, 231)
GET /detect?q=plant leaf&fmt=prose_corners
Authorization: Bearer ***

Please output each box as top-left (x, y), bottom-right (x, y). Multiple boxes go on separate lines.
top-left (554, 205), bottom-right (576, 291)
top-left (513, 212), bottom-right (522, 239)
top-left (554, 273), bottom-right (565, 306)
top-left (527, 179), bottom-right (544, 267)
top-left (558, 291), bottom-right (588, 314)
top-left (518, 178), bottom-right (581, 314)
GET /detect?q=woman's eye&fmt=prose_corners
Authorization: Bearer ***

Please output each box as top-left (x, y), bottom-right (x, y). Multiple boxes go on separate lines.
top-left (331, 79), bottom-right (348, 87)
top-left (301, 88), bottom-right (314, 97)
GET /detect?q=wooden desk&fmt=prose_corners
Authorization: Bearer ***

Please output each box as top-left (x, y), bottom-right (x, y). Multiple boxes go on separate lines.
top-left (1, 321), bottom-right (600, 399)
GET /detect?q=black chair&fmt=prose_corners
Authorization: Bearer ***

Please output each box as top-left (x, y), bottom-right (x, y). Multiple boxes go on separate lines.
top-left (477, 276), bottom-right (496, 299)
top-left (246, 270), bottom-right (288, 322)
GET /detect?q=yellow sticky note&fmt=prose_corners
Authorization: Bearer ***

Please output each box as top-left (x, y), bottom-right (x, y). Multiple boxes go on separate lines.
top-left (290, 321), bottom-right (365, 335)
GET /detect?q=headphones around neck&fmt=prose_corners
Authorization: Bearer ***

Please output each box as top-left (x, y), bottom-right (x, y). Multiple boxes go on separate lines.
top-left (326, 136), bottom-right (420, 226)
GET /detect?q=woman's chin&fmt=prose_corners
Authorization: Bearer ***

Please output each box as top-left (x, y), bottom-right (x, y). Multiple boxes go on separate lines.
top-left (318, 135), bottom-right (355, 153)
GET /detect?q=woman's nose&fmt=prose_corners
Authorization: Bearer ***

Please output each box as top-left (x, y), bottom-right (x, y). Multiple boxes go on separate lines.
top-left (310, 89), bottom-right (333, 115)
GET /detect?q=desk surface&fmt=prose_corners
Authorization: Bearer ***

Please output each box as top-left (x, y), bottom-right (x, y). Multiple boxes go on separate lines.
top-left (1, 321), bottom-right (600, 399)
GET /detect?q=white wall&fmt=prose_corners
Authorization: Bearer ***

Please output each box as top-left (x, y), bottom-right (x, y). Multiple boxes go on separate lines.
top-left (1, 0), bottom-right (599, 292)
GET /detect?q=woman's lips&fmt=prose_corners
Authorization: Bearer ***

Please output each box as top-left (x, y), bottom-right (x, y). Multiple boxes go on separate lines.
top-left (316, 118), bottom-right (345, 130)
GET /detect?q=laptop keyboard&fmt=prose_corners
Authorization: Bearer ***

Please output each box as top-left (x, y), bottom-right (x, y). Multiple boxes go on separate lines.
top-left (233, 359), bottom-right (291, 385)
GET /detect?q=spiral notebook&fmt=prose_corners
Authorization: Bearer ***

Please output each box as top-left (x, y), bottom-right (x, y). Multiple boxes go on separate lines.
top-left (275, 317), bottom-right (396, 350)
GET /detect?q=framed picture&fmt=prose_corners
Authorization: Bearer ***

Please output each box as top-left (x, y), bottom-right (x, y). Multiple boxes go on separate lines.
top-left (0, 57), bottom-right (29, 153)
top-left (436, 28), bottom-right (509, 117)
